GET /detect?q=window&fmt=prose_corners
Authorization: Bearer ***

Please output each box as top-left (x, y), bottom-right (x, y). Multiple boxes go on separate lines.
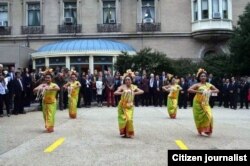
top-left (142, 0), bottom-right (155, 23)
top-left (27, 3), bottom-right (40, 26)
top-left (49, 57), bottom-right (65, 65)
top-left (0, 3), bottom-right (8, 26)
top-left (222, 0), bottom-right (228, 19)
top-left (212, 0), bottom-right (220, 18)
top-left (103, 1), bottom-right (116, 24)
top-left (94, 57), bottom-right (112, 63)
top-left (64, 2), bottom-right (77, 24)
top-left (193, 0), bottom-right (198, 21)
top-left (201, 0), bottom-right (208, 19)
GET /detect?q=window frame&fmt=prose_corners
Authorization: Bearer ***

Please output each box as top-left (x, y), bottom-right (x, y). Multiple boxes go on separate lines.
top-left (201, 0), bottom-right (209, 19)
top-left (193, 0), bottom-right (198, 21)
top-left (141, 0), bottom-right (155, 23)
top-left (0, 3), bottom-right (9, 26)
top-left (63, 1), bottom-right (77, 25)
top-left (27, 2), bottom-right (41, 26)
top-left (102, 0), bottom-right (116, 24)
top-left (222, 0), bottom-right (228, 19)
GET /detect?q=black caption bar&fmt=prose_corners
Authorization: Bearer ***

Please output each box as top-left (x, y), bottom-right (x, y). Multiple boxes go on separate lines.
top-left (168, 150), bottom-right (250, 166)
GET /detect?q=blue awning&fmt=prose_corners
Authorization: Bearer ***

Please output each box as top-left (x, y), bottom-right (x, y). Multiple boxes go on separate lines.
top-left (32, 39), bottom-right (136, 58)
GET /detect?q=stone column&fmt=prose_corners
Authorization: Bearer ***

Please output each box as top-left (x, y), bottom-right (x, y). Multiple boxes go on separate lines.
top-left (89, 55), bottom-right (94, 74)
top-left (66, 56), bottom-right (70, 69)
top-left (45, 57), bottom-right (49, 68)
top-left (32, 59), bottom-right (36, 69)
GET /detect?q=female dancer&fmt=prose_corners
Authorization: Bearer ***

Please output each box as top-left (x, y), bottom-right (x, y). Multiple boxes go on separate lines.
top-left (33, 71), bottom-right (60, 133)
top-left (162, 77), bottom-right (182, 119)
top-left (114, 70), bottom-right (144, 138)
top-left (188, 69), bottom-right (219, 136)
top-left (63, 72), bottom-right (81, 119)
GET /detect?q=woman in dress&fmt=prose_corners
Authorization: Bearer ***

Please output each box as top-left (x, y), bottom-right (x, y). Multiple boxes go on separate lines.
top-left (63, 72), bottom-right (81, 119)
top-left (188, 69), bottom-right (219, 136)
top-left (162, 77), bottom-right (182, 119)
top-left (33, 70), bottom-right (60, 133)
top-left (114, 70), bottom-right (144, 138)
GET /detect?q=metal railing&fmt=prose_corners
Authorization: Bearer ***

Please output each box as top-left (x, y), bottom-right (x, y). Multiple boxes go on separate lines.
top-left (97, 23), bottom-right (121, 32)
top-left (0, 26), bottom-right (11, 35)
top-left (58, 24), bottom-right (82, 33)
top-left (21, 25), bottom-right (44, 34)
top-left (136, 23), bottom-right (161, 32)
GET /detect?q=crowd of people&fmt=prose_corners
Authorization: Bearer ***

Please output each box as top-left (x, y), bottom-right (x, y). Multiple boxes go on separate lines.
top-left (0, 64), bottom-right (249, 137)
top-left (0, 64), bottom-right (249, 118)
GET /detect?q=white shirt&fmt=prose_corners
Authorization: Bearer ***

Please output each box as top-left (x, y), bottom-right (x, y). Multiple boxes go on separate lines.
top-left (0, 82), bottom-right (7, 95)
top-left (150, 79), bottom-right (154, 88)
top-left (18, 79), bottom-right (24, 91)
top-left (96, 81), bottom-right (103, 95)
top-left (4, 76), bottom-right (10, 86)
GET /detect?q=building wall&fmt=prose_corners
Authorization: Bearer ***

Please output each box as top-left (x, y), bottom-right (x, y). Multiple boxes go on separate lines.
top-left (5, 0), bottom-right (247, 35)
top-left (232, 0), bottom-right (250, 25)
top-left (0, 0), bottom-right (250, 68)
top-left (161, 0), bottom-right (192, 32)
top-left (0, 44), bottom-right (35, 68)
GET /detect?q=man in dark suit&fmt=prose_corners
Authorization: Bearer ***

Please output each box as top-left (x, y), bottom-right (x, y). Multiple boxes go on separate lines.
top-left (12, 71), bottom-right (25, 115)
top-left (178, 77), bottom-right (188, 109)
top-left (154, 75), bottom-right (163, 107)
top-left (208, 74), bottom-right (217, 108)
top-left (22, 68), bottom-right (32, 107)
top-left (141, 74), bottom-right (149, 106)
top-left (229, 77), bottom-right (238, 110)
top-left (217, 78), bottom-right (225, 107)
top-left (134, 71), bottom-right (142, 106)
top-left (149, 73), bottom-right (156, 106)
top-left (239, 78), bottom-right (249, 109)
top-left (7, 66), bottom-right (15, 109)
top-left (223, 78), bottom-right (230, 108)
top-left (81, 74), bottom-right (92, 107)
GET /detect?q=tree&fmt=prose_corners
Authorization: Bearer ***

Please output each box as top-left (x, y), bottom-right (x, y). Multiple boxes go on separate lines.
top-left (114, 52), bottom-right (133, 74)
top-left (115, 48), bottom-right (174, 75)
top-left (201, 53), bottom-right (232, 78)
top-left (171, 58), bottom-right (199, 77)
top-left (229, 3), bottom-right (250, 75)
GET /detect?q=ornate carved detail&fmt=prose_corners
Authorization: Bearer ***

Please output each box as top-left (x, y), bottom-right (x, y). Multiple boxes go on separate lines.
top-left (58, 24), bottom-right (82, 33)
top-left (97, 23), bottom-right (121, 32)
top-left (136, 23), bottom-right (161, 32)
top-left (0, 26), bottom-right (11, 35)
top-left (21, 25), bottom-right (44, 34)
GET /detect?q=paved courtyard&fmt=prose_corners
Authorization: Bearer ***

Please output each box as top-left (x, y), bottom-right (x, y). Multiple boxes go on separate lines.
top-left (0, 106), bottom-right (250, 166)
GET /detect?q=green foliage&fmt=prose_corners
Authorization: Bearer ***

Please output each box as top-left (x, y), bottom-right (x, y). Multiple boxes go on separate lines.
top-left (115, 48), bottom-right (174, 75)
top-left (229, 3), bottom-right (250, 75)
top-left (201, 53), bottom-right (232, 77)
top-left (115, 49), bottom-right (233, 78)
top-left (114, 52), bottom-right (133, 74)
top-left (171, 58), bottom-right (199, 77)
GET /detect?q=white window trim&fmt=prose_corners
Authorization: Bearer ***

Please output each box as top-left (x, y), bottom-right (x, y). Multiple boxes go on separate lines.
top-left (22, 0), bottom-right (42, 26)
top-left (138, 0), bottom-right (157, 23)
top-left (0, 1), bottom-right (10, 26)
top-left (59, 0), bottom-right (79, 25)
top-left (191, 0), bottom-right (232, 22)
top-left (99, 0), bottom-right (120, 24)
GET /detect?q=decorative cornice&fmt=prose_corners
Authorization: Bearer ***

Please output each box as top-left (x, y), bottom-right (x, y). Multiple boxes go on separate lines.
top-left (0, 32), bottom-right (192, 42)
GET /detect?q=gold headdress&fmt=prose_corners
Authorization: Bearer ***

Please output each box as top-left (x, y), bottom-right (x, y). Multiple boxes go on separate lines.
top-left (42, 68), bottom-right (53, 75)
top-left (196, 68), bottom-right (207, 78)
top-left (167, 73), bottom-right (173, 80)
top-left (123, 69), bottom-right (135, 78)
top-left (70, 70), bottom-right (77, 76)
